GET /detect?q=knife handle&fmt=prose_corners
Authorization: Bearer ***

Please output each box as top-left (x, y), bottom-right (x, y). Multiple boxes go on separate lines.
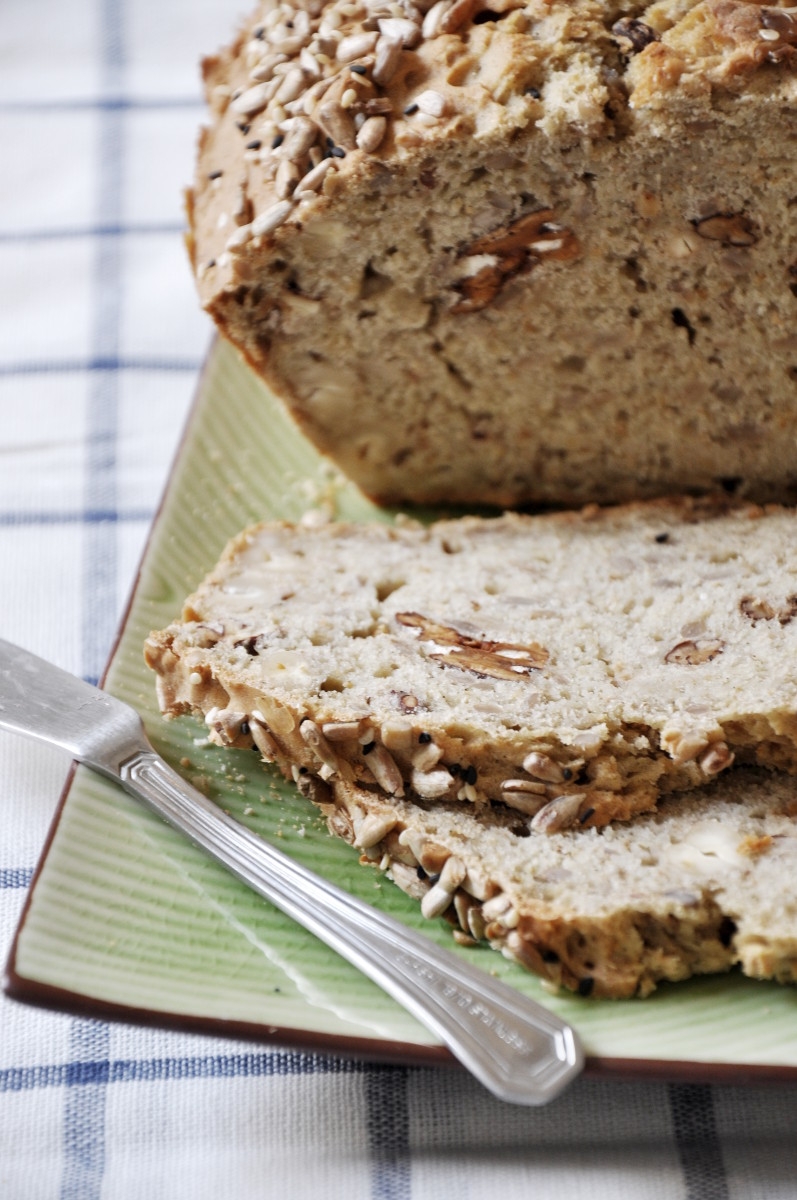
top-left (119, 746), bottom-right (583, 1105)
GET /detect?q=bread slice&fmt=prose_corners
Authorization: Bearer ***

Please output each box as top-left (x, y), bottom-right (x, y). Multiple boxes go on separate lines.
top-left (144, 498), bottom-right (797, 829)
top-left (300, 767), bottom-right (797, 998)
top-left (187, 0), bottom-right (797, 509)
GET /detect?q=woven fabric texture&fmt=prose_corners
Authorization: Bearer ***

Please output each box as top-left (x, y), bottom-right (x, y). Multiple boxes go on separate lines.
top-left (1, 2), bottom-right (797, 1196)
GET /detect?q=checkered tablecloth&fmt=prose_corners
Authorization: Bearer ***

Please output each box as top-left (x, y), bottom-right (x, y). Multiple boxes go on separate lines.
top-left (2, 1), bottom-right (797, 1196)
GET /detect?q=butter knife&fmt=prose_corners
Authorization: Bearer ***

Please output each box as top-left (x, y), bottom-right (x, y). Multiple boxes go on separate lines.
top-left (0, 637), bottom-right (583, 1104)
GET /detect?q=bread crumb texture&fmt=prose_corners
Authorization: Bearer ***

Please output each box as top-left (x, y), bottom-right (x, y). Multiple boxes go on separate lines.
top-left (145, 499), bottom-right (797, 829)
top-left (188, 0), bottom-right (797, 508)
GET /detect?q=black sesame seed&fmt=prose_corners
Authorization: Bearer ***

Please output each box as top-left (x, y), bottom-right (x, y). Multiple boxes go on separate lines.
top-left (236, 122), bottom-right (251, 134)
top-left (416, 865), bottom-right (427, 879)
top-left (418, 732), bottom-right (432, 744)
top-left (403, 102), bottom-right (418, 115)
top-left (541, 948), bottom-right (559, 963)
top-left (577, 976), bottom-right (595, 997)
top-left (330, 146), bottom-right (346, 158)
top-left (362, 741), bottom-right (376, 755)
top-left (350, 64), bottom-right (368, 75)
top-left (246, 139), bottom-right (262, 150)
top-left (240, 721), bottom-right (250, 735)
top-left (448, 763), bottom-right (461, 776)
top-left (562, 767), bottom-right (572, 781)
top-left (464, 765), bottom-right (477, 785)
top-left (655, 532), bottom-right (670, 544)
top-left (298, 766), bottom-right (308, 775)
top-left (326, 135), bottom-right (335, 148)
top-left (578, 806), bottom-right (595, 824)
top-left (253, 25), bottom-right (265, 38)
top-left (271, 134), bottom-right (284, 149)
top-left (206, 258), bottom-right (216, 269)
top-left (208, 169), bottom-right (223, 180)
top-left (525, 86), bottom-right (541, 99)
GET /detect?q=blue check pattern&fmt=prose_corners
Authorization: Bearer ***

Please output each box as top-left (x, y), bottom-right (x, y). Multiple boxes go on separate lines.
top-left (1, 1), bottom-right (797, 1196)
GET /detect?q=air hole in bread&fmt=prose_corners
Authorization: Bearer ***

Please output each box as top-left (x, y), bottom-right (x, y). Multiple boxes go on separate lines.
top-left (376, 579), bottom-right (405, 602)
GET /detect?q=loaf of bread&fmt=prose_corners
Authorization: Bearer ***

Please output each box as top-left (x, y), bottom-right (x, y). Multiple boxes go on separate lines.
top-left (307, 767), bottom-right (797, 997)
top-left (144, 498), bottom-right (797, 830)
top-left (187, 0), bottom-right (797, 509)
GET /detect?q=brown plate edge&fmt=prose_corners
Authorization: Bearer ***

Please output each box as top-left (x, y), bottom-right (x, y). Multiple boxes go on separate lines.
top-left (6, 955), bottom-right (797, 1088)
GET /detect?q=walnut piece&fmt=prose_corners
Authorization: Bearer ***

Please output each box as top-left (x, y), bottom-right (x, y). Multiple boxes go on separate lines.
top-left (664, 638), bottom-right (725, 665)
top-left (740, 595), bottom-right (797, 625)
top-left (452, 210), bottom-right (580, 314)
top-left (694, 212), bottom-right (758, 247)
top-left (611, 17), bottom-right (660, 55)
top-left (396, 611), bottom-right (549, 679)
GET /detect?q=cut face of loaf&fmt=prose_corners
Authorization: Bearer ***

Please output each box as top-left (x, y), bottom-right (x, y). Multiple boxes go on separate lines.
top-left (189, 0), bottom-right (797, 509)
top-left (145, 499), bottom-right (797, 829)
top-left (308, 768), bottom-right (797, 998)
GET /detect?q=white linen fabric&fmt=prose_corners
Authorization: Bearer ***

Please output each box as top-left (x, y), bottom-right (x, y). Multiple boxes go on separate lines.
top-left (2, 2), bottom-right (797, 1197)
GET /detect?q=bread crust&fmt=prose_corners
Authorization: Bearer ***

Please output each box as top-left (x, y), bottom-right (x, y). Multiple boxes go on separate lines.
top-left (187, 0), bottom-right (797, 509)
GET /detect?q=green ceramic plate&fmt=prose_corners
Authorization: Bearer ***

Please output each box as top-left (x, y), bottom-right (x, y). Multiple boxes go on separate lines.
top-left (7, 338), bottom-right (797, 1081)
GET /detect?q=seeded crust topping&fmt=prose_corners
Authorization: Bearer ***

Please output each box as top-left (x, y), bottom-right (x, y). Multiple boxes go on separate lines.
top-left (146, 499), bottom-right (797, 832)
top-left (190, 0), bottom-right (797, 283)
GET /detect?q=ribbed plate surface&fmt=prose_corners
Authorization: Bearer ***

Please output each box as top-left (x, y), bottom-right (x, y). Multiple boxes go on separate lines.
top-left (8, 338), bottom-right (797, 1077)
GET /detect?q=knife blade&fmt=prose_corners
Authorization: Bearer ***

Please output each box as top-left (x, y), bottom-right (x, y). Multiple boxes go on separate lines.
top-left (0, 636), bottom-right (584, 1105)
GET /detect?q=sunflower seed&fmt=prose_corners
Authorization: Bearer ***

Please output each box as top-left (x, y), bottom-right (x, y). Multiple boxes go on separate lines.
top-left (377, 16), bottom-right (421, 45)
top-left (250, 717), bottom-right (279, 761)
top-left (275, 67), bottom-right (307, 105)
top-left (500, 788), bottom-right (547, 817)
top-left (522, 750), bottom-right (565, 783)
top-left (699, 741), bottom-right (735, 776)
top-left (372, 33), bottom-right (403, 84)
top-left (439, 855), bottom-right (466, 891)
top-left (250, 53), bottom-right (288, 82)
top-left (231, 82), bottom-right (278, 116)
top-left (299, 718), bottom-right (340, 773)
top-left (411, 767), bottom-right (452, 798)
top-left (275, 157), bottom-right (301, 198)
top-left (422, 0), bottom-right (452, 38)
top-left (356, 114), bottom-right (387, 152)
top-left (225, 222), bottom-right (254, 253)
top-left (322, 719), bottom-right (367, 741)
top-left (251, 199), bottom-right (294, 236)
top-left (281, 114), bottom-right (319, 161)
top-left (480, 893), bottom-right (510, 922)
top-left (353, 811), bottom-right (397, 849)
top-left (365, 742), bottom-right (405, 795)
top-left (531, 793), bottom-right (583, 834)
top-left (414, 89), bottom-right (447, 117)
top-left (421, 881), bottom-right (455, 919)
top-left (337, 31), bottom-right (379, 61)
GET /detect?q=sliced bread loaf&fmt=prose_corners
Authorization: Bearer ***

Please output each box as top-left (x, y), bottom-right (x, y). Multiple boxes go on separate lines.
top-left (145, 498), bottom-right (797, 828)
top-left (302, 766), bottom-right (797, 998)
